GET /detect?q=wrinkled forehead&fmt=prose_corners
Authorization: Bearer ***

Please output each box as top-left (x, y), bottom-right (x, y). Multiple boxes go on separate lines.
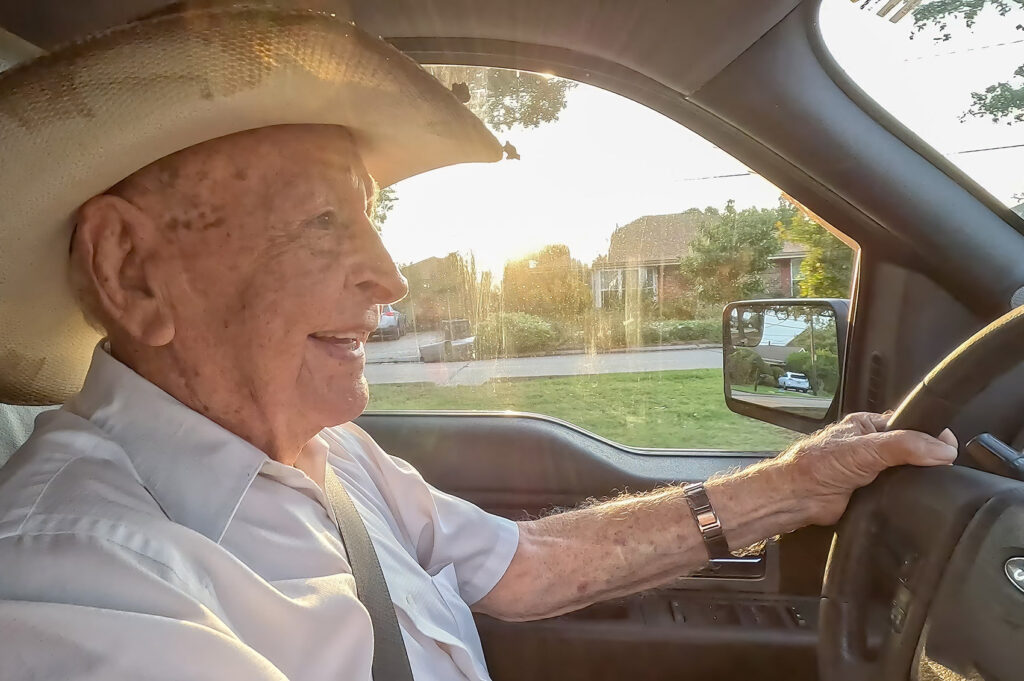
top-left (114, 124), bottom-right (376, 212)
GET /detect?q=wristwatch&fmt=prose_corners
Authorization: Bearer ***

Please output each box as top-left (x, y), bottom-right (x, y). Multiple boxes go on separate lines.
top-left (681, 482), bottom-right (733, 561)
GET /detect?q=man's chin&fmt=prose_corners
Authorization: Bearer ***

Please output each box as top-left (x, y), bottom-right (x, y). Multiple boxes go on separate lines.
top-left (309, 378), bottom-right (370, 428)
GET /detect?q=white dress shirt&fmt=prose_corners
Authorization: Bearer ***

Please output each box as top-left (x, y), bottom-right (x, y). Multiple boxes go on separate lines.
top-left (0, 346), bottom-right (520, 681)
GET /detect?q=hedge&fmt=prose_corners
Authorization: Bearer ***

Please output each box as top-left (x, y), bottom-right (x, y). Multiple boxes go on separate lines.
top-left (476, 312), bottom-right (558, 358)
top-left (642, 319), bottom-right (722, 346)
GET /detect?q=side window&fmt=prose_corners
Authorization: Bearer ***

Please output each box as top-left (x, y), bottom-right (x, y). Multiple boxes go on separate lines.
top-left (365, 67), bottom-right (856, 451)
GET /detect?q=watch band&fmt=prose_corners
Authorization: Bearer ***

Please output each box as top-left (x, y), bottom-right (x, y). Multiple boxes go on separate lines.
top-left (682, 482), bottom-right (732, 561)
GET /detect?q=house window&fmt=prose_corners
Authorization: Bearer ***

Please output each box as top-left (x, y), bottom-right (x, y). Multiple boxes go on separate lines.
top-left (598, 269), bottom-right (624, 308)
top-left (639, 266), bottom-right (658, 301)
top-left (790, 257), bottom-right (805, 293)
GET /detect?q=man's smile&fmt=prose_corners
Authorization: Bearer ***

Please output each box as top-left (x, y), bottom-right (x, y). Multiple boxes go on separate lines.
top-left (309, 330), bottom-right (369, 361)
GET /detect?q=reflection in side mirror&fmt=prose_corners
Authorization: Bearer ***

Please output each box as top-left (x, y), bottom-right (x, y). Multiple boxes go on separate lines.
top-left (723, 300), bottom-right (848, 430)
top-left (729, 308), bottom-right (765, 348)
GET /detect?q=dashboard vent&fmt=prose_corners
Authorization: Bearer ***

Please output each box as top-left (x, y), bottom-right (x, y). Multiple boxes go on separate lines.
top-left (867, 352), bottom-right (886, 412)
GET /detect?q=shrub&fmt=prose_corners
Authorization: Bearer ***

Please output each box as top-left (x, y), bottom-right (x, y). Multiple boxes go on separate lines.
top-left (785, 350), bottom-right (840, 395)
top-left (581, 310), bottom-right (628, 351)
top-left (656, 296), bottom-right (698, 321)
top-left (726, 347), bottom-right (769, 386)
top-left (641, 318), bottom-right (723, 346)
top-left (549, 320), bottom-right (584, 349)
top-left (476, 312), bottom-right (558, 358)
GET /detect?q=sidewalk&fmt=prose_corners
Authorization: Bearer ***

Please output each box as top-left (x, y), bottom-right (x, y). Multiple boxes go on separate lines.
top-left (364, 345), bottom-right (723, 386)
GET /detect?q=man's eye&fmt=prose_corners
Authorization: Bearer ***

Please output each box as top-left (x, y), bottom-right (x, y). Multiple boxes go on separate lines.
top-left (306, 211), bottom-right (339, 230)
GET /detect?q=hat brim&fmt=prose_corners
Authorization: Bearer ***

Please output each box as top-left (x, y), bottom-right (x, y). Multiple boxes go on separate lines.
top-left (0, 6), bottom-right (502, 405)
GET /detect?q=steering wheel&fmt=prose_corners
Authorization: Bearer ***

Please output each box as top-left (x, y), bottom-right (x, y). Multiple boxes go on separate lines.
top-left (819, 304), bottom-right (1024, 681)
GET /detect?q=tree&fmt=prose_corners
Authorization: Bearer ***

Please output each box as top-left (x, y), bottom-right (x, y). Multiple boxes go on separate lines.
top-left (425, 66), bottom-right (577, 132)
top-left (791, 317), bottom-right (839, 354)
top-left (726, 348), bottom-right (772, 389)
top-left (500, 244), bottom-right (592, 318)
top-left (786, 349), bottom-right (840, 395)
top-left (371, 186), bottom-right (397, 225)
top-left (779, 207), bottom-right (854, 298)
top-left (679, 200), bottom-right (787, 305)
top-left (381, 67), bottom-right (578, 219)
top-left (912, 0), bottom-right (1024, 124)
top-left (399, 252), bottom-right (489, 329)
top-left (860, 0), bottom-right (1024, 124)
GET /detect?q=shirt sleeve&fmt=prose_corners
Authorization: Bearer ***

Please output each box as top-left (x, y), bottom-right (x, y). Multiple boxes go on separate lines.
top-left (337, 424), bottom-right (521, 606)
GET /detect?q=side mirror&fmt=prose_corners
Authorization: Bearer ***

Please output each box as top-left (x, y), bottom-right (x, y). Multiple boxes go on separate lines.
top-left (722, 299), bottom-right (850, 434)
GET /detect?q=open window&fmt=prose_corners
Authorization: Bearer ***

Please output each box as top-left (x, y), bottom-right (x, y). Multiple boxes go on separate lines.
top-left (364, 66), bottom-right (858, 453)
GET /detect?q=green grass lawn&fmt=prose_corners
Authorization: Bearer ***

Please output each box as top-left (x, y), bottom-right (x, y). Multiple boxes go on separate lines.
top-left (368, 369), bottom-right (798, 452)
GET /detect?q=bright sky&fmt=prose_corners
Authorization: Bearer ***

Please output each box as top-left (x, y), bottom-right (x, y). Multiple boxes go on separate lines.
top-left (381, 0), bottom-right (1024, 276)
top-left (762, 316), bottom-right (811, 346)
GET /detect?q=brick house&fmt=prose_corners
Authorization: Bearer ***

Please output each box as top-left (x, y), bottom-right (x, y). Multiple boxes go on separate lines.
top-left (766, 240), bottom-right (810, 297)
top-left (591, 211), bottom-right (808, 308)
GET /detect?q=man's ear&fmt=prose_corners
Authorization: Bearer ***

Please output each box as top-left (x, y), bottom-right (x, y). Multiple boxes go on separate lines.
top-left (71, 194), bottom-right (175, 347)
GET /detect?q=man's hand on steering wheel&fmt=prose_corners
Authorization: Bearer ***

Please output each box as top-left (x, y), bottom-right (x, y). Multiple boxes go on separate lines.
top-left (777, 412), bottom-right (958, 527)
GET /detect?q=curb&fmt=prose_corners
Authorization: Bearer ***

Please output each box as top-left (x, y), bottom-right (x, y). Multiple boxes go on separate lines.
top-left (365, 342), bottom-right (722, 366)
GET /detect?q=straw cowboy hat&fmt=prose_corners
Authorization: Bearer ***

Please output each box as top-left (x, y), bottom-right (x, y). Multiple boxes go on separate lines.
top-left (0, 3), bottom-right (502, 405)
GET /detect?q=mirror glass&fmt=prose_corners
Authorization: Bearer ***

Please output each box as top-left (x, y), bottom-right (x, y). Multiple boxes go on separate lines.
top-left (725, 304), bottom-right (839, 420)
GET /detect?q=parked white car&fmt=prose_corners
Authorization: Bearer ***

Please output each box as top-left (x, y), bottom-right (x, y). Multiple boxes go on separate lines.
top-left (371, 304), bottom-right (406, 341)
top-left (778, 371), bottom-right (811, 393)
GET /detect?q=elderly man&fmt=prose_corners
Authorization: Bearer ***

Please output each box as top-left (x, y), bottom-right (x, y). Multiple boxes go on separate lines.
top-left (0, 6), bottom-right (956, 681)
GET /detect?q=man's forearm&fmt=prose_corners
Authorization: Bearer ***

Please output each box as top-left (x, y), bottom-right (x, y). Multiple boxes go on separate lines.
top-left (473, 459), bottom-right (807, 622)
top-left (474, 412), bottom-right (958, 622)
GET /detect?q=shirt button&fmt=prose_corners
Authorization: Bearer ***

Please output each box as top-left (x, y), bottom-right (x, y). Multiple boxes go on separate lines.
top-left (406, 595), bottom-right (415, 607)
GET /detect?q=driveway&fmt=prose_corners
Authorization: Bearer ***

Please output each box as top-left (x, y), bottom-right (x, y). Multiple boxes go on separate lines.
top-left (364, 346), bottom-right (723, 386)
top-left (365, 330), bottom-right (442, 364)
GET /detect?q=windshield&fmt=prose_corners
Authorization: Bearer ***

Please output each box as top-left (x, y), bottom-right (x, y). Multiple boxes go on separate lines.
top-left (819, 0), bottom-right (1024, 213)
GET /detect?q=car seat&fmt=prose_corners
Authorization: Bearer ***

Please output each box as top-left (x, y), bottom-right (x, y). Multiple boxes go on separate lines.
top-left (0, 403), bottom-right (56, 468)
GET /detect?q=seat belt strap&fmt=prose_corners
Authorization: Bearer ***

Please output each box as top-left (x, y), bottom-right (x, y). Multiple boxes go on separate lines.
top-left (325, 470), bottom-right (415, 681)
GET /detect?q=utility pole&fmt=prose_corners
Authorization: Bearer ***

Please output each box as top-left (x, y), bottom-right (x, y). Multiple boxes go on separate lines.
top-left (808, 311), bottom-right (818, 395)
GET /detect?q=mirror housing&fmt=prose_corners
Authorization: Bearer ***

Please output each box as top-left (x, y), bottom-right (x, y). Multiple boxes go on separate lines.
top-left (722, 299), bottom-right (850, 434)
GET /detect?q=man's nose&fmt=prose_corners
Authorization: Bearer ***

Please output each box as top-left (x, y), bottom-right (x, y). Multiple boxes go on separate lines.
top-left (354, 226), bottom-right (409, 304)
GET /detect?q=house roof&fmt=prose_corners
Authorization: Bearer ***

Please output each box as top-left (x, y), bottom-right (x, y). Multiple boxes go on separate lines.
top-left (604, 210), bottom-right (707, 266)
top-left (755, 344), bottom-right (802, 365)
top-left (602, 209), bottom-right (805, 267)
top-left (770, 241), bottom-right (809, 259)
top-left (401, 255), bottom-right (447, 279)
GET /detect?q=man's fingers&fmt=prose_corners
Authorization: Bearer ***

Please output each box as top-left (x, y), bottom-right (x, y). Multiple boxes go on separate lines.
top-left (937, 428), bottom-right (959, 450)
top-left (861, 411), bottom-right (893, 432)
top-left (838, 411), bottom-right (893, 434)
top-left (864, 429), bottom-right (958, 469)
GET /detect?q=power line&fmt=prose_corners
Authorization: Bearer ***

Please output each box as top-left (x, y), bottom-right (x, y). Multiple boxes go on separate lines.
top-left (676, 172), bottom-right (754, 182)
top-left (671, 143), bottom-right (1024, 183)
top-left (901, 37), bottom-right (1024, 62)
top-left (949, 142), bottom-right (1024, 155)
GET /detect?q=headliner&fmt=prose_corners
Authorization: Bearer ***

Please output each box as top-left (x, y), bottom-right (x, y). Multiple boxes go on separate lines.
top-left (0, 0), bottom-right (801, 94)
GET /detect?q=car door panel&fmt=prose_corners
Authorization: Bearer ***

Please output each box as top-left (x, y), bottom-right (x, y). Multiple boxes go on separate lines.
top-left (356, 412), bottom-right (824, 680)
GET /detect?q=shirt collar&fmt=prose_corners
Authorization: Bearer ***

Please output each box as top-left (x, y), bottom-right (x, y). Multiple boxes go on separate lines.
top-left (65, 344), bottom-right (269, 543)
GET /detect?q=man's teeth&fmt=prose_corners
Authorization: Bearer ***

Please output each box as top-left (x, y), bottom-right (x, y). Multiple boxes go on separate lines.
top-left (312, 332), bottom-right (359, 344)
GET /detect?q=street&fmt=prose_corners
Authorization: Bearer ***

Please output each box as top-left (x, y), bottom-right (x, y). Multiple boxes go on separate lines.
top-left (365, 330), bottom-right (442, 363)
top-left (730, 390), bottom-right (832, 411)
top-left (364, 336), bottom-right (723, 386)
